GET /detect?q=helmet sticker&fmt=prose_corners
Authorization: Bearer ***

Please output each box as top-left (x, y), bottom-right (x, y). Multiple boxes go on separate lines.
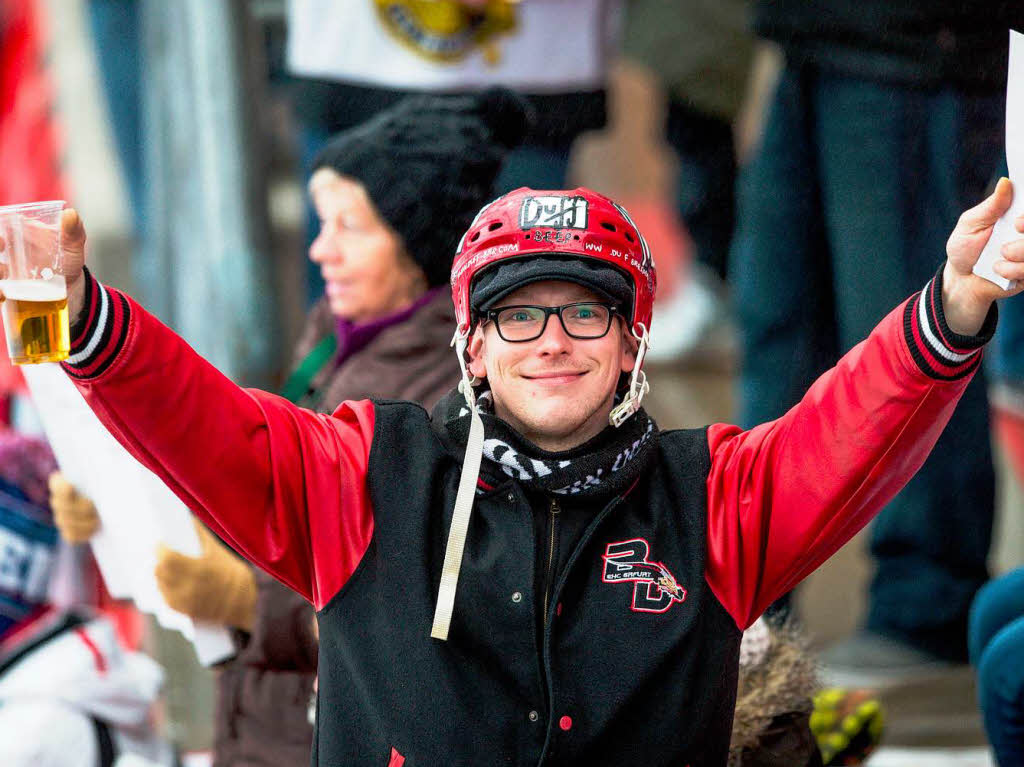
top-left (611, 202), bottom-right (654, 274)
top-left (611, 202), bottom-right (656, 293)
top-left (451, 187), bottom-right (658, 335)
top-left (519, 195), bottom-right (589, 230)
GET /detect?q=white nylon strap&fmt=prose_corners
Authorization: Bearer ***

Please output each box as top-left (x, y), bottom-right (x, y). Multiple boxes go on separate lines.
top-left (431, 397), bottom-right (484, 640)
top-left (431, 332), bottom-right (485, 641)
top-left (609, 324), bottom-right (650, 428)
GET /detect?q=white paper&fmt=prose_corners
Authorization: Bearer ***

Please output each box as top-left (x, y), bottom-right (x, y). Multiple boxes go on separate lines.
top-left (975, 30), bottom-right (1024, 288)
top-left (21, 363), bottom-right (235, 666)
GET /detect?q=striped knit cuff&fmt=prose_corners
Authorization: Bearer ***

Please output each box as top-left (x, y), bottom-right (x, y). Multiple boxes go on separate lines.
top-left (902, 265), bottom-right (996, 381)
top-left (61, 267), bottom-right (131, 380)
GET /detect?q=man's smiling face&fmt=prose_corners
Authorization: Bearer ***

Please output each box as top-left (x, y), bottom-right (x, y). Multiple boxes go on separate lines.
top-left (467, 280), bottom-right (637, 452)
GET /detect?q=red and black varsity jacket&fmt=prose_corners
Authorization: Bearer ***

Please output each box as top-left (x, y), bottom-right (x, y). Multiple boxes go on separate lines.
top-left (63, 267), bottom-right (992, 766)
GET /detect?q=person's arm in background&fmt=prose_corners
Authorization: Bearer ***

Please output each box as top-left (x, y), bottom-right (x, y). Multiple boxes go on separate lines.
top-left (49, 473), bottom-right (101, 543)
top-left (706, 179), bottom-right (1024, 629)
top-left (51, 472), bottom-right (261, 633)
top-left (154, 521), bottom-right (258, 631)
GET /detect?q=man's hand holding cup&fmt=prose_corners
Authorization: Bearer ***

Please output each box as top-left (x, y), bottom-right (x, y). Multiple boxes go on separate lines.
top-left (0, 205), bottom-right (87, 365)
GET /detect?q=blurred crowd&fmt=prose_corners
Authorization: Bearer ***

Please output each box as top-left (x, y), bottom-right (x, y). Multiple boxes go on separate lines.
top-left (1, 0), bottom-right (1021, 766)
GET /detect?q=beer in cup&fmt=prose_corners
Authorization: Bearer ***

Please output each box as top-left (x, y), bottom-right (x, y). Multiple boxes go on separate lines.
top-left (0, 201), bottom-right (69, 365)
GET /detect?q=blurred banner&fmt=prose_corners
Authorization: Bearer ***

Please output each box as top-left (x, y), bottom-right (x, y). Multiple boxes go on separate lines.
top-left (22, 363), bottom-right (234, 666)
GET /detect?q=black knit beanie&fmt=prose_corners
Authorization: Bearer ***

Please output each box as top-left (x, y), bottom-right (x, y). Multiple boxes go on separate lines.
top-left (312, 88), bottom-right (532, 287)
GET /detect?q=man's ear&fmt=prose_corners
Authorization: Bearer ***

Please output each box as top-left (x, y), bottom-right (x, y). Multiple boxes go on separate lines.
top-left (467, 324), bottom-right (488, 380)
top-left (620, 321), bottom-right (638, 374)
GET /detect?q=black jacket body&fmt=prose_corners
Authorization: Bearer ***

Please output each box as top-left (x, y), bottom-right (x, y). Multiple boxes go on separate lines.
top-left (313, 402), bottom-right (741, 766)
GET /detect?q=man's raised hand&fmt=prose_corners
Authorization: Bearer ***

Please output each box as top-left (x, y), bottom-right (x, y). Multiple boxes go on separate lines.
top-left (943, 178), bottom-right (1024, 335)
top-left (59, 209), bottom-right (88, 322)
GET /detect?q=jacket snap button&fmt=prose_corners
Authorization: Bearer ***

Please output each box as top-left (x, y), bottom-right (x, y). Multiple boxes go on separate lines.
top-left (512, 591), bottom-right (523, 603)
top-left (559, 715), bottom-right (573, 731)
top-left (507, 492), bottom-right (515, 502)
top-left (528, 710), bottom-right (539, 723)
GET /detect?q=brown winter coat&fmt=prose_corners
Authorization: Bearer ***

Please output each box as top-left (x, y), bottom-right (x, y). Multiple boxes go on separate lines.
top-left (213, 289), bottom-right (459, 766)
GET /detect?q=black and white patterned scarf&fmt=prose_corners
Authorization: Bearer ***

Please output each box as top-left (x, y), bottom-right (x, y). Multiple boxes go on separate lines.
top-left (438, 388), bottom-right (657, 499)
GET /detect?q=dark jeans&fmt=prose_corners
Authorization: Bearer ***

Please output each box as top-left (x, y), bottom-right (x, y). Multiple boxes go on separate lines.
top-left (732, 63), bottom-right (1002, 661)
top-left (665, 100), bottom-right (737, 282)
top-left (990, 285), bottom-right (1024, 384)
top-left (969, 569), bottom-right (1024, 766)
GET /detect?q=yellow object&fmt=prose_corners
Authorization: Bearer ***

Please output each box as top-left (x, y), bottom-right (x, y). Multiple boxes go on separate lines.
top-left (2, 287), bottom-right (69, 365)
top-left (811, 687), bottom-right (885, 766)
top-left (155, 520), bottom-right (257, 632)
top-left (373, 0), bottom-right (518, 64)
top-left (49, 472), bottom-right (101, 544)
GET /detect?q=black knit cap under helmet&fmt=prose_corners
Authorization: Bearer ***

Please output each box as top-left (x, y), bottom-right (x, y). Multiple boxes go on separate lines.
top-left (470, 256), bottom-right (635, 320)
top-left (312, 88), bottom-right (533, 288)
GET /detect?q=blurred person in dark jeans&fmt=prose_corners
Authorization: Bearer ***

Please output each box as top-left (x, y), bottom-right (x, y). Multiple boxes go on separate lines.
top-left (971, 163), bottom-right (1024, 767)
top-left (989, 159), bottom-right (1024, 500)
top-left (732, 1), bottom-right (1016, 680)
top-left (285, 0), bottom-right (621, 304)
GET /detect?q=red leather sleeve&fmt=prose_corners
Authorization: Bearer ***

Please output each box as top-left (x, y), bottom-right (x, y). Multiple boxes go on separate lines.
top-left (64, 280), bottom-right (374, 610)
top-left (705, 289), bottom-right (990, 630)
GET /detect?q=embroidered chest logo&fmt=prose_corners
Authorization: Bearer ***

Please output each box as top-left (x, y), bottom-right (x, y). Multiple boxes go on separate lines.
top-left (601, 538), bottom-right (686, 614)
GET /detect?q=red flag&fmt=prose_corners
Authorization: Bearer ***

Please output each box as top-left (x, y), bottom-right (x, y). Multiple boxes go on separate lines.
top-left (0, 0), bottom-right (67, 204)
top-left (0, 0), bottom-right (69, 416)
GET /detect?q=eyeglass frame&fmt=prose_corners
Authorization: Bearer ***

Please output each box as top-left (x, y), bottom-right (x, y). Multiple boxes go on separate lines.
top-left (482, 301), bottom-right (621, 343)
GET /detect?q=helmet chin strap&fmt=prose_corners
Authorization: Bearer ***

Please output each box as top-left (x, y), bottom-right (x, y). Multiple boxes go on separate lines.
top-left (609, 323), bottom-right (651, 428)
top-left (431, 328), bottom-right (485, 641)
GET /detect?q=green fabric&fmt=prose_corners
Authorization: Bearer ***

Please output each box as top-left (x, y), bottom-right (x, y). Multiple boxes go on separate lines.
top-left (279, 334), bottom-right (337, 405)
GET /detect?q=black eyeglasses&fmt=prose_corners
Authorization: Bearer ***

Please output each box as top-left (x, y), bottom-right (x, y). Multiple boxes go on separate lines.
top-left (485, 302), bottom-right (619, 342)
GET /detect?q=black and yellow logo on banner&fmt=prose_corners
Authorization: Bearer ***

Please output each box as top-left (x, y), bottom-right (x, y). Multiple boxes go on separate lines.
top-left (373, 1), bottom-right (519, 65)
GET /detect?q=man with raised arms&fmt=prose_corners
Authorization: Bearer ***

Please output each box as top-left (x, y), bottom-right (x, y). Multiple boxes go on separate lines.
top-left (10, 179), bottom-right (1023, 766)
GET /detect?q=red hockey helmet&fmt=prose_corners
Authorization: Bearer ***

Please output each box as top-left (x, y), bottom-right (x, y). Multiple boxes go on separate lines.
top-left (450, 187), bottom-right (657, 336)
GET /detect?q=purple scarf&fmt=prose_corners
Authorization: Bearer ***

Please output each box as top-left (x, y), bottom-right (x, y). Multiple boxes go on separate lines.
top-left (334, 286), bottom-right (445, 367)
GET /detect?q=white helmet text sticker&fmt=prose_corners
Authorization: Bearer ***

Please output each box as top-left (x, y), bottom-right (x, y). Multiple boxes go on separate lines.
top-left (519, 196), bottom-right (589, 230)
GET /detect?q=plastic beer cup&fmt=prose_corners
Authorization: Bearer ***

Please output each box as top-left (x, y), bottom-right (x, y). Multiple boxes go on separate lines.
top-left (0, 201), bottom-right (69, 364)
